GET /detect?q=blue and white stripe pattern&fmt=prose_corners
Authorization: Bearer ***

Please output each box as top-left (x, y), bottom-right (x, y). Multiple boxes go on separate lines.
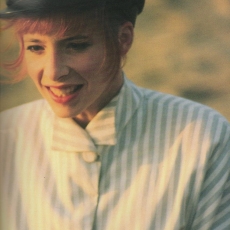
top-left (0, 76), bottom-right (230, 230)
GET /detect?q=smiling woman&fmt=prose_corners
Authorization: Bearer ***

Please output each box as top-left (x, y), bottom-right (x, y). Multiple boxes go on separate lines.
top-left (0, 0), bottom-right (230, 230)
top-left (22, 29), bottom-right (125, 125)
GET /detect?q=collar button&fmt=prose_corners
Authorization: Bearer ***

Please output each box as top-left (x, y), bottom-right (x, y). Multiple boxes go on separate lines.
top-left (82, 151), bottom-right (98, 163)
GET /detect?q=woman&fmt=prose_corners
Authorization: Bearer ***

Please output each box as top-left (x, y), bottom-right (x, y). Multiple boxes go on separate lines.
top-left (0, 0), bottom-right (229, 229)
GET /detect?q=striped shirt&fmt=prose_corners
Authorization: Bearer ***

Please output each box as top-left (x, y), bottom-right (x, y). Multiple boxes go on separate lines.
top-left (0, 76), bottom-right (230, 230)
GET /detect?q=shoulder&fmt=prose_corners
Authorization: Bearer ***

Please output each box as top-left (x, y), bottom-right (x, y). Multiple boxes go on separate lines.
top-left (124, 78), bottom-right (229, 129)
top-left (129, 83), bottom-right (230, 143)
top-left (0, 99), bottom-right (51, 131)
top-left (139, 85), bottom-right (229, 124)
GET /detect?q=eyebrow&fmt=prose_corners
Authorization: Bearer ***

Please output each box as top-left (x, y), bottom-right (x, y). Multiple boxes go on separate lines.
top-left (23, 39), bottom-right (43, 43)
top-left (62, 35), bottom-right (89, 42)
top-left (23, 35), bottom-right (89, 43)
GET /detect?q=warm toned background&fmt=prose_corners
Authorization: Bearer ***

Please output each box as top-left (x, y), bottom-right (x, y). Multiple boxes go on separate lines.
top-left (1, 0), bottom-right (230, 121)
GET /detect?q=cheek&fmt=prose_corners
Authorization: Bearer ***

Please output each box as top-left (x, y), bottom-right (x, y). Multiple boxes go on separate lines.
top-left (24, 55), bottom-right (43, 80)
top-left (73, 51), bottom-right (105, 77)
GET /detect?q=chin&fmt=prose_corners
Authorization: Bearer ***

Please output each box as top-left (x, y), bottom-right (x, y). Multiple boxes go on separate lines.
top-left (50, 105), bottom-right (79, 119)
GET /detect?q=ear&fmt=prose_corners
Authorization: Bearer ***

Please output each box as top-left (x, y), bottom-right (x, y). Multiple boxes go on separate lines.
top-left (118, 22), bottom-right (134, 56)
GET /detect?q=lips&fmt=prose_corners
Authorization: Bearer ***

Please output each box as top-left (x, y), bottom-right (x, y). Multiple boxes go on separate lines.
top-left (49, 85), bottom-right (83, 97)
top-left (47, 84), bottom-right (83, 104)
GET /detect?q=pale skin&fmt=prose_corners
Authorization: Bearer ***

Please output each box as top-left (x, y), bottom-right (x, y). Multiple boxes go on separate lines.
top-left (23, 21), bottom-right (134, 128)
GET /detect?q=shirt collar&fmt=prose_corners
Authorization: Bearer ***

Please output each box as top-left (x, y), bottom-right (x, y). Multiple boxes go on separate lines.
top-left (51, 92), bottom-right (119, 152)
top-left (86, 95), bottom-right (118, 146)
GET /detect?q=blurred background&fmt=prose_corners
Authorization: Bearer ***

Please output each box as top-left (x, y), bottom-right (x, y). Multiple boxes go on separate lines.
top-left (1, 0), bottom-right (230, 121)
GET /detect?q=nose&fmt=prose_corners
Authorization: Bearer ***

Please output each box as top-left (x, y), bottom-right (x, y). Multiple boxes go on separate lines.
top-left (43, 49), bottom-right (69, 81)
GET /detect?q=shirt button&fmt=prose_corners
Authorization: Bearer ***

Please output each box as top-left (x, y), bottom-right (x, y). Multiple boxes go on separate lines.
top-left (82, 151), bottom-right (98, 163)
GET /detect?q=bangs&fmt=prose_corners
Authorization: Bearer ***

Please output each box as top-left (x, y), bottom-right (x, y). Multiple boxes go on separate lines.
top-left (12, 10), bottom-right (102, 37)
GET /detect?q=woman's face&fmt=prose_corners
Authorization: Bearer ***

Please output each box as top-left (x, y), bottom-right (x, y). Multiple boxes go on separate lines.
top-left (23, 26), bottom-right (124, 123)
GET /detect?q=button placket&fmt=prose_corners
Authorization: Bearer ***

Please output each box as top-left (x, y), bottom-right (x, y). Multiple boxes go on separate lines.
top-left (70, 151), bottom-right (101, 229)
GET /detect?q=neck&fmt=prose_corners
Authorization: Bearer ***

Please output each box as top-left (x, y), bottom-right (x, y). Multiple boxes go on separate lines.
top-left (73, 114), bottom-right (93, 129)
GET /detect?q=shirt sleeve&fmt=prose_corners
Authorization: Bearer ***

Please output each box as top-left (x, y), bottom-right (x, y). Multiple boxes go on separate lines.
top-left (190, 117), bottom-right (230, 230)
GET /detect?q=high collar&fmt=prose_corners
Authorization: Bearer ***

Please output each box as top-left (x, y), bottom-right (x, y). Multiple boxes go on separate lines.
top-left (51, 76), bottom-right (143, 152)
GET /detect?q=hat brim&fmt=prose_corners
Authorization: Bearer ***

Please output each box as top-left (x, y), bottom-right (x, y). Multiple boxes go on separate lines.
top-left (0, 1), bottom-right (105, 19)
top-left (0, 7), bottom-right (30, 18)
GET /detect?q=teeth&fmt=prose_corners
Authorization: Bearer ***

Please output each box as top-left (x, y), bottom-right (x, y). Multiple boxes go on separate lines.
top-left (50, 86), bottom-right (79, 97)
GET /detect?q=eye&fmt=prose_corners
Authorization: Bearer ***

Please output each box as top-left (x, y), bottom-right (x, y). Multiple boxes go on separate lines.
top-left (26, 45), bottom-right (44, 54)
top-left (66, 42), bottom-right (91, 52)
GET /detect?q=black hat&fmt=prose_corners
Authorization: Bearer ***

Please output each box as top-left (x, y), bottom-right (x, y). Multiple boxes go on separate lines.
top-left (0, 0), bottom-right (145, 19)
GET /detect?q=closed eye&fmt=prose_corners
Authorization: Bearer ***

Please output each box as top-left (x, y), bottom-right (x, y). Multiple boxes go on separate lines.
top-left (66, 42), bottom-right (91, 52)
